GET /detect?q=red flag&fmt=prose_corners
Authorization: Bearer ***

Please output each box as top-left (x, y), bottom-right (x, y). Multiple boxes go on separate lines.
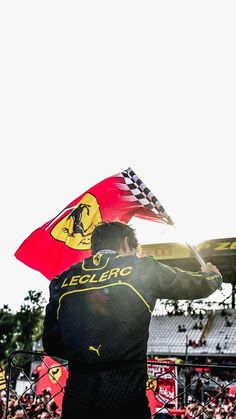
top-left (15, 167), bottom-right (172, 279)
top-left (147, 359), bottom-right (178, 414)
top-left (35, 355), bottom-right (68, 414)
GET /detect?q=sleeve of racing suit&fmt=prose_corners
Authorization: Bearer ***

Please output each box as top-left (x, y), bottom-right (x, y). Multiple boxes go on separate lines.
top-left (140, 257), bottom-right (222, 300)
top-left (42, 277), bottom-right (67, 360)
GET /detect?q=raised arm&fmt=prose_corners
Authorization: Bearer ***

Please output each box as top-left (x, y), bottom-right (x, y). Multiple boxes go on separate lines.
top-left (141, 257), bottom-right (222, 301)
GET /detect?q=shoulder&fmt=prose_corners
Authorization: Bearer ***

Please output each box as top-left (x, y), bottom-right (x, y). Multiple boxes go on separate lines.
top-left (138, 255), bottom-right (161, 268)
top-left (116, 254), bottom-right (158, 265)
top-left (122, 255), bottom-right (162, 274)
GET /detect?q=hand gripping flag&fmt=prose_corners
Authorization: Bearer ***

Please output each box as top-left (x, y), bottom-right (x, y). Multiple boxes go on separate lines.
top-left (15, 167), bottom-right (173, 279)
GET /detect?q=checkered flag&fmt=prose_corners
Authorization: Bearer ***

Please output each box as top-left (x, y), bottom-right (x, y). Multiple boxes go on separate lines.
top-left (120, 168), bottom-right (207, 267)
top-left (121, 167), bottom-right (174, 225)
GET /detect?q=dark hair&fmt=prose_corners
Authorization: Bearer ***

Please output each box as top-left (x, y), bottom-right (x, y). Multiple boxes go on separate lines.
top-left (91, 221), bottom-right (139, 255)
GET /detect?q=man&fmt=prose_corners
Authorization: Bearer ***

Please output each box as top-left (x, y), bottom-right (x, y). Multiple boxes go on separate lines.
top-left (43, 221), bottom-right (222, 419)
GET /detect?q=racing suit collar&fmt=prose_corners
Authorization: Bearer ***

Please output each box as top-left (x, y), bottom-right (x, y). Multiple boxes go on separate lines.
top-left (95, 249), bottom-right (117, 256)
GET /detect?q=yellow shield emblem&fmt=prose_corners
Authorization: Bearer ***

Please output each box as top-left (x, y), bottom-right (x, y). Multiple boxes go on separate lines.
top-left (48, 366), bottom-right (62, 384)
top-left (51, 193), bottom-right (102, 250)
top-left (146, 376), bottom-right (157, 392)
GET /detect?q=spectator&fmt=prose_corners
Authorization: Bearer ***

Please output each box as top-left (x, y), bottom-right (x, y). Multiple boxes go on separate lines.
top-left (0, 401), bottom-right (4, 419)
top-left (185, 401), bottom-right (200, 417)
top-left (225, 319), bottom-right (232, 327)
top-left (9, 406), bottom-right (25, 418)
top-left (41, 410), bottom-right (52, 419)
top-left (199, 311), bottom-right (204, 320)
top-left (198, 320), bottom-right (203, 330)
top-left (221, 308), bottom-right (227, 317)
top-left (154, 408), bottom-right (172, 418)
top-left (216, 342), bottom-right (221, 352)
top-left (224, 336), bottom-right (228, 349)
top-left (178, 324), bottom-right (186, 332)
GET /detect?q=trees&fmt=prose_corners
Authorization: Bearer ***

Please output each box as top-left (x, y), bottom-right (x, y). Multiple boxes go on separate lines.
top-left (0, 305), bottom-right (17, 367)
top-left (0, 290), bottom-right (46, 369)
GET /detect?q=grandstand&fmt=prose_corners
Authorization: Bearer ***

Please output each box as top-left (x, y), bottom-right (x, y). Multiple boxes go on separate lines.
top-left (142, 237), bottom-right (236, 360)
top-left (147, 309), bottom-right (236, 357)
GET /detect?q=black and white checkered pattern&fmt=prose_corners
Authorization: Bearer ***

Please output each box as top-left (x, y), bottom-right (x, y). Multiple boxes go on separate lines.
top-left (122, 167), bottom-right (173, 224)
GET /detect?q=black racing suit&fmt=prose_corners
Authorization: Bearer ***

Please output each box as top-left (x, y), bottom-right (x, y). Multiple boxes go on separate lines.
top-left (42, 252), bottom-right (222, 419)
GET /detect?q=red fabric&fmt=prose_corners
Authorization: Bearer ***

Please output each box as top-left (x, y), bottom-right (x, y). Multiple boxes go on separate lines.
top-left (15, 168), bottom-right (171, 280)
top-left (194, 367), bottom-right (210, 373)
top-left (147, 359), bottom-right (177, 414)
top-left (169, 409), bottom-right (186, 415)
top-left (35, 356), bottom-right (68, 413)
top-left (228, 385), bottom-right (236, 395)
top-left (146, 388), bottom-right (160, 416)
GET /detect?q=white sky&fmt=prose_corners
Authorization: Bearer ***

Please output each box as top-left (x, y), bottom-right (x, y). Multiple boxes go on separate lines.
top-left (1, 1), bottom-right (235, 312)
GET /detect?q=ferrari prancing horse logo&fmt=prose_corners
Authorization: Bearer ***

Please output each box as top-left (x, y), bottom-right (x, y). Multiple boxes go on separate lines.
top-left (48, 366), bottom-right (62, 383)
top-left (50, 193), bottom-right (102, 250)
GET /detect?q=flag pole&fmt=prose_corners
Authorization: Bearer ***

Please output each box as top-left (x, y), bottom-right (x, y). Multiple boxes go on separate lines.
top-left (168, 217), bottom-right (207, 269)
top-left (186, 243), bottom-right (207, 269)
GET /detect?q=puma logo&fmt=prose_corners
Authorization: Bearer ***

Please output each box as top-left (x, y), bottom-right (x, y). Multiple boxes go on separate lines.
top-left (88, 345), bottom-right (102, 357)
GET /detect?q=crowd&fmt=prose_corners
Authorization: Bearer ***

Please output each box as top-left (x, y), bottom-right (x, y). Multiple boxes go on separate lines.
top-left (184, 392), bottom-right (236, 419)
top-left (0, 389), bottom-right (61, 418)
top-left (2, 385), bottom-right (236, 419)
